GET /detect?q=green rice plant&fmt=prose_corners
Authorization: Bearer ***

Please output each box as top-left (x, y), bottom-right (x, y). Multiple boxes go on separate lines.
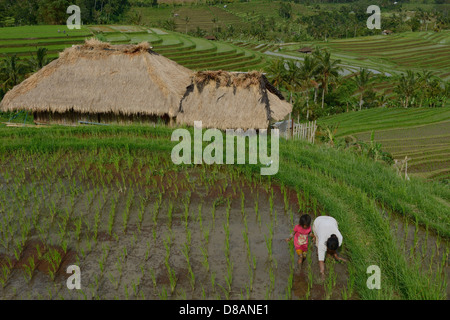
top-left (242, 229), bottom-right (250, 260)
top-left (223, 222), bottom-right (230, 259)
top-left (45, 248), bottom-right (62, 281)
top-left (264, 226), bottom-right (274, 262)
top-left (200, 245), bottom-right (209, 272)
top-left (137, 196), bottom-right (145, 233)
top-left (181, 244), bottom-right (195, 291)
top-left (165, 260), bottom-right (177, 295)
top-left (218, 283), bottom-right (230, 300)
top-left (157, 285), bottom-right (168, 300)
top-left (13, 240), bottom-right (23, 262)
top-left (131, 278), bottom-right (140, 298)
top-left (108, 272), bottom-right (119, 290)
top-left (254, 194), bottom-right (261, 227)
top-left (183, 201), bottom-right (190, 229)
top-left (124, 284), bottom-right (129, 300)
top-left (167, 201), bottom-right (174, 229)
top-left (324, 260), bottom-right (337, 300)
top-left (210, 271), bottom-right (216, 293)
top-left (122, 188), bottom-right (134, 233)
top-left (93, 205), bottom-right (101, 242)
top-left (108, 198), bottom-right (117, 236)
top-left (145, 241), bottom-right (151, 261)
top-left (286, 264), bottom-right (294, 300)
top-left (225, 256), bottom-right (233, 292)
top-left (202, 224), bottom-right (211, 245)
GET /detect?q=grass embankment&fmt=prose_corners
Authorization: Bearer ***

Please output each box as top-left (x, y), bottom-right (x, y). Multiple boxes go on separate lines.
top-left (0, 124), bottom-right (448, 299)
top-left (318, 107), bottom-right (450, 180)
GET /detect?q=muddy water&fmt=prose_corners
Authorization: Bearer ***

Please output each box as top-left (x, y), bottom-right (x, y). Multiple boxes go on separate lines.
top-left (0, 167), bottom-right (353, 300)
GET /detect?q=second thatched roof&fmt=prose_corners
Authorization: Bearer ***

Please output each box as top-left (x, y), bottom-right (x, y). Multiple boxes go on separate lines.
top-left (0, 39), bottom-right (193, 118)
top-left (176, 70), bottom-right (292, 130)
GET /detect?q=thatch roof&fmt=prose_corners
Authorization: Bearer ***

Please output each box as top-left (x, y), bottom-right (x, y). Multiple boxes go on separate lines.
top-left (176, 70), bottom-right (292, 130)
top-left (298, 47), bottom-right (314, 53)
top-left (0, 39), bottom-right (192, 118)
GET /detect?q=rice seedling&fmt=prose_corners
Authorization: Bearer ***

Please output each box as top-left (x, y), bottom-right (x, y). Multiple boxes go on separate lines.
top-left (45, 248), bottom-right (62, 281)
top-left (107, 197), bottom-right (117, 236)
top-left (108, 272), bottom-right (119, 290)
top-left (165, 260), bottom-right (177, 295)
top-left (241, 191), bottom-right (245, 217)
top-left (264, 222), bottom-right (274, 262)
top-left (210, 271), bottom-right (216, 293)
top-left (181, 244), bottom-right (195, 291)
top-left (158, 286), bottom-right (168, 300)
top-left (324, 260), bottom-right (337, 300)
top-left (167, 201), bottom-right (174, 229)
top-left (200, 245), bottom-right (209, 273)
top-left (137, 196), bottom-right (145, 233)
top-left (145, 241), bottom-right (151, 261)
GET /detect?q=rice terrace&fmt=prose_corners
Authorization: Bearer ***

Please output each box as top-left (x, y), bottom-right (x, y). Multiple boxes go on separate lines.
top-left (0, 0), bottom-right (449, 303)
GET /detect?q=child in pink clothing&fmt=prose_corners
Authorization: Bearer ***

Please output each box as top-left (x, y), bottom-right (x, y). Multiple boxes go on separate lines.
top-left (285, 214), bottom-right (312, 267)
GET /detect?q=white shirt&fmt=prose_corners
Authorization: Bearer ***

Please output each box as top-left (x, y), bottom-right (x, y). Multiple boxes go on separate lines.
top-left (312, 216), bottom-right (343, 261)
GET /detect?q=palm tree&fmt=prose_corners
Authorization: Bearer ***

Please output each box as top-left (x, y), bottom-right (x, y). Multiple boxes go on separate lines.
top-left (184, 16), bottom-right (190, 34)
top-left (212, 17), bottom-right (218, 33)
top-left (266, 59), bottom-right (288, 91)
top-left (353, 68), bottom-right (373, 110)
top-left (314, 49), bottom-right (342, 109)
top-left (394, 70), bottom-right (418, 108)
top-left (284, 59), bottom-right (301, 103)
top-left (298, 55), bottom-right (319, 116)
top-left (28, 47), bottom-right (50, 72)
top-left (0, 54), bottom-right (29, 91)
top-left (417, 70), bottom-right (434, 107)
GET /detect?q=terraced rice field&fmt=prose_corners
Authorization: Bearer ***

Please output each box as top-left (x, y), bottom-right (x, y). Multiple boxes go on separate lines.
top-left (0, 25), bottom-right (93, 58)
top-left (319, 108), bottom-right (450, 180)
top-left (283, 31), bottom-right (450, 81)
top-left (0, 25), bottom-right (271, 72)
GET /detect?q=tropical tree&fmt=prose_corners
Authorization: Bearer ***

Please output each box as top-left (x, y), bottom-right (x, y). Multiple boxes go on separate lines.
top-left (298, 55), bottom-right (319, 116)
top-left (184, 16), bottom-right (190, 34)
top-left (314, 49), bottom-right (342, 109)
top-left (0, 54), bottom-right (30, 91)
top-left (284, 59), bottom-right (301, 103)
top-left (394, 70), bottom-right (418, 108)
top-left (28, 47), bottom-right (50, 72)
top-left (266, 58), bottom-right (288, 91)
top-left (353, 68), bottom-right (373, 110)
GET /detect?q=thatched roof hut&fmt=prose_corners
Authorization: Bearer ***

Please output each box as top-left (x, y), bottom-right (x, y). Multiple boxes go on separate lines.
top-left (298, 47), bottom-right (314, 54)
top-left (176, 70), bottom-right (292, 130)
top-left (0, 39), bottom-right (193, 125)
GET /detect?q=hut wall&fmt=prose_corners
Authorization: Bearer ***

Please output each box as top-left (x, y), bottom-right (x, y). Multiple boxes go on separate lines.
top-left (33, 111), bottom-right (170, 126)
